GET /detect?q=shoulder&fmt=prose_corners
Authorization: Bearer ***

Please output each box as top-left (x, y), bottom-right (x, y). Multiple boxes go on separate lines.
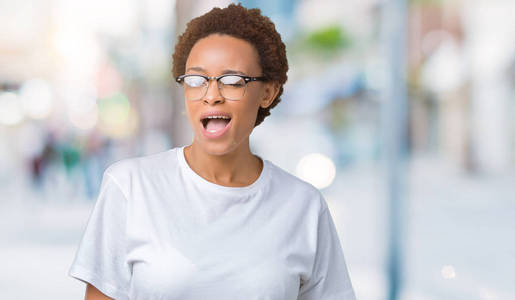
top-left (103, 148), bottom-right (178, 189)
top-left (265, 160), bottom-right (328, 214)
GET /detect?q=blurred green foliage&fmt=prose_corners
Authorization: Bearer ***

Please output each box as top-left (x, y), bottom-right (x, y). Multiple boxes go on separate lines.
top-left (305, 25), bottom-right (351, 53)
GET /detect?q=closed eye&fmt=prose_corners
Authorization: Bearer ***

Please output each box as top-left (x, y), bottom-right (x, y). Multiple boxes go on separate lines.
top-left (220, 75), bottom-right (245, 87)
top-left (184, 76), bottom-right (207, 87)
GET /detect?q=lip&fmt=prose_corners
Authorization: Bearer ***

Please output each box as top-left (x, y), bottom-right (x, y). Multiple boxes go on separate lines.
top-left (200, 117), bottom-right (232, 139)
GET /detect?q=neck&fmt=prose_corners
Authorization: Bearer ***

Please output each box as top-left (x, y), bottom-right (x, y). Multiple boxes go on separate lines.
top-left (183, 140), bottom-right (263, 187)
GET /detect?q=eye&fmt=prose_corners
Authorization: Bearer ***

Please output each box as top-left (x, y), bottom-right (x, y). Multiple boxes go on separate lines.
top-left (220, 75), bottom-right (245, 87)
top-left (183, 76), bottom-right (206, 88)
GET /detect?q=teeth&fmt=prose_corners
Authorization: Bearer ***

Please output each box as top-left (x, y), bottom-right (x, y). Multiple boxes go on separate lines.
top-left (206, 116), bottom-right (230, 119)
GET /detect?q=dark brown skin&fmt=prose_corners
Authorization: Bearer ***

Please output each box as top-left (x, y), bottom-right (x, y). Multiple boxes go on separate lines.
top-left (85, 283), bottom-right (112, 300)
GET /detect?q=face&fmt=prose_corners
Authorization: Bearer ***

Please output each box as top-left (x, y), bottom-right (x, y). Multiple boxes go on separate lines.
top-left (183, 34), bottom-right (279, 156)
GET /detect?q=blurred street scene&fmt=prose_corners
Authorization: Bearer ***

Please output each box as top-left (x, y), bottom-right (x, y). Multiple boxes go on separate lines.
top-left (1, 0), bottom-right (514, 299)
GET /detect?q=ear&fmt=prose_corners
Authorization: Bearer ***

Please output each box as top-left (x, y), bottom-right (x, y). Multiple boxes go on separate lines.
top-left (259, 82), bottom-right (281, 109)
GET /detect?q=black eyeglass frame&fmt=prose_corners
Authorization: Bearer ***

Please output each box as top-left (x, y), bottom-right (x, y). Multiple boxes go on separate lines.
top-left (175, 74), bottom-right (267, 101)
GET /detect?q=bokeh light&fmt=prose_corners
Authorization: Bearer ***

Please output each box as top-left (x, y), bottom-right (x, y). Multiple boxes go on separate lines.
top-left (0, 92), bottom-right (24, 126)
top-left (68, 103), bottom-right (99, 130)
top-left (19, 79), bottom-right (54, 119)
top-left (97, 93), bottom-right (137, 138)
top-left (441, 265), bottom-right (456, 280)
top-left (296, 153), bottom-right (336, 189)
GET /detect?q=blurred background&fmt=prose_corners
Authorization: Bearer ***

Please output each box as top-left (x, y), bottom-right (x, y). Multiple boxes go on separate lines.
top-left (1, 0), bottom-right (514, 299)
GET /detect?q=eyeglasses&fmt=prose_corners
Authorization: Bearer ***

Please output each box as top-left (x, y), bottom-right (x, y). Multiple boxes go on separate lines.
top-left (176, 74), bottom-right (266, 101)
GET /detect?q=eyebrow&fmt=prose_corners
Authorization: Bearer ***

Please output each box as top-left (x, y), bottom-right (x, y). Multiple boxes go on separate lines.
top-left (186, 67), bottom-right (205, 73)
top-left (221, 69), bottom-right (246, 75)
top-left (186, 67), bottom-right (247, 76)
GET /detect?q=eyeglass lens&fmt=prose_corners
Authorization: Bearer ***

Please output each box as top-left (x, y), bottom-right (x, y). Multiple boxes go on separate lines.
top-left (182, 75), bottom-right (246, 101)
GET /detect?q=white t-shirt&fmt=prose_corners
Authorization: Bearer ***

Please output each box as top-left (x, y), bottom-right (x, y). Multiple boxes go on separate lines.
top-left (68, 146), bottom-right (356, 300)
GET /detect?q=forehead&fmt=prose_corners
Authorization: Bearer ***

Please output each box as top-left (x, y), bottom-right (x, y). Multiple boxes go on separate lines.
top-left (185, 34), bottom-right (261, 74)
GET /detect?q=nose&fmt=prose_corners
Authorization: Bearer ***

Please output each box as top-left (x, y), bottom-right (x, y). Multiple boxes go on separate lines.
top-left (202, 78), bottom-right (224, 105)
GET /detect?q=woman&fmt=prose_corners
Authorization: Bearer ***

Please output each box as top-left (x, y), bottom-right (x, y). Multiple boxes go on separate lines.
top-left (69, 4), bottom-right (356, 300)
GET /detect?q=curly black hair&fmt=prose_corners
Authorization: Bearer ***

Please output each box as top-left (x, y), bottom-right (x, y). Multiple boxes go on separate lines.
top-left (172, 3), bottom-right (288, 127)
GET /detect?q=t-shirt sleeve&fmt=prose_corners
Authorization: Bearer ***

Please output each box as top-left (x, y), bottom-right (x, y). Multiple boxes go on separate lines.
top-left (68, 170), bottom-right (131, 300)
top-left (298, 204), bottom-right (357, 300)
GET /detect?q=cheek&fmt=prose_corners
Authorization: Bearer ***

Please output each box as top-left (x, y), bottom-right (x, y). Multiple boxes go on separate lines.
top-left (184, 103), bottom-right (197, 126)
top-left (235, 100), bottom-right (260, 129)
top-left (243, 89), bottom-right (263, 117)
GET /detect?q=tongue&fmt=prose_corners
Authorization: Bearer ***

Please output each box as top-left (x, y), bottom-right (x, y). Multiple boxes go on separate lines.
top-left (206, 119), bottom-right (229, 131)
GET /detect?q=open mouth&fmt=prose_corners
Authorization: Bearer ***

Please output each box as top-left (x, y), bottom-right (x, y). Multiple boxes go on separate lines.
top-left (201, 116), bottom-right (232, 132)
